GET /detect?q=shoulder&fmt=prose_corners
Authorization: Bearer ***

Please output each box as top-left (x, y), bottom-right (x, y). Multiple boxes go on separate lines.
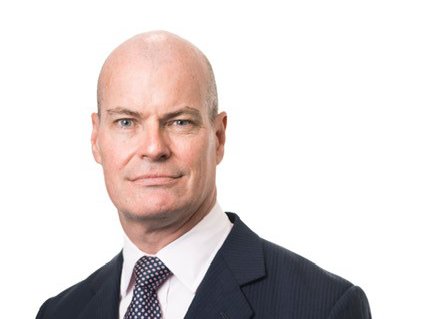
top-left (226, 212), bottom-right (354, 293)
top-left (36, 279), bottom-right (91, 319)
top-left (262, 238), bottom-right (351, 289)
top-left (225, 212), bottom-right (371, 318)
top-left (36, 253), bottom-right (122, 319)
top-left (252, 238), bottom-right (371, 318)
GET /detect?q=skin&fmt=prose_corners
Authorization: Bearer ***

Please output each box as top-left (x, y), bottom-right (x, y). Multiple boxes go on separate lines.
top-left (91, 31), bottom-right (227, 254)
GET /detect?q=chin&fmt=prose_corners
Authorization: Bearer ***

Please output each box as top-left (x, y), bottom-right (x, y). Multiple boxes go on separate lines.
top-left (120, 194), bottom-right (188, 221)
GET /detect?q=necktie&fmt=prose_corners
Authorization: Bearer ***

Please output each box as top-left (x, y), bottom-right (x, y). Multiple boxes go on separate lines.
top-left (124, 256), bottom-right (171, 319)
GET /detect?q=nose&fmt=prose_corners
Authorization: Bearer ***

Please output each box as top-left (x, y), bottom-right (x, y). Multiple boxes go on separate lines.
top-left (138, 122), bottom-right (171, 161)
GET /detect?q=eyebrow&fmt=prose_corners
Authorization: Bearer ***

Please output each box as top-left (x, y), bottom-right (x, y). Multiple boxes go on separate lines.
top-left (162, 106), bottom-right (203, 122)
top-left (105, 106), bottom-right (203, 122)
top-left (106, 107), bottom-right (142, 119)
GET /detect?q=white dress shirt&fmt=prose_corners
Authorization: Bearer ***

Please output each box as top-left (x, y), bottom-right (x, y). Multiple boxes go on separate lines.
top-left (119, 202), bottom-right (233, 319)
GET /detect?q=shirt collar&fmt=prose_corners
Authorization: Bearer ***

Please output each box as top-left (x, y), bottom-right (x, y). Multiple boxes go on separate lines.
top-left (120, 202), bottom-right (233, 297)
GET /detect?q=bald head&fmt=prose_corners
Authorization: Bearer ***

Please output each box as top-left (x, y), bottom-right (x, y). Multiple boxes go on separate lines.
top-left (97, 31), bottom-right (218, 120)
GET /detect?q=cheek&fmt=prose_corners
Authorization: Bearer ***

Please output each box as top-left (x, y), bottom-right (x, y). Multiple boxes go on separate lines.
top-left (99, 136), bottom-right (133, 175)
top-left (173, 134), bottom-right (216, 176)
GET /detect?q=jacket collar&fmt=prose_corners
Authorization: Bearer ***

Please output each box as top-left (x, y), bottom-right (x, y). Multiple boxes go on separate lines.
top-left (184, 213), bottom-right (266, 319)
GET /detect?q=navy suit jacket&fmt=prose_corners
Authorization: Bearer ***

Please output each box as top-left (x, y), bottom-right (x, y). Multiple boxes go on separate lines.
top-left (36, 213), bottom-right (371, 319)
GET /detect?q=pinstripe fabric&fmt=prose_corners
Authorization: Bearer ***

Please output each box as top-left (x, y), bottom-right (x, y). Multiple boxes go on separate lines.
top-left (36, 254), bottom-right (122, 319)
top-left (36, 213), bottom-right (371, 319)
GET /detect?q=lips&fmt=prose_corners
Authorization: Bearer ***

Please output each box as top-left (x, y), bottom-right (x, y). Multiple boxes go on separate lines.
top-left (128, 174), bottom-right (183, 186)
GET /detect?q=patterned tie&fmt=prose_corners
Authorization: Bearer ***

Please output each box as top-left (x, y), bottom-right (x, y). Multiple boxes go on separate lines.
top-left (124, 256), bottom-right (171, 319)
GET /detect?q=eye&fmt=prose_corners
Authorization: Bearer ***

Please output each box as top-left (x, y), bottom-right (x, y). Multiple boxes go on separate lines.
top-left (173, 119), bottom-right (192, 126)
top-left (116, 118), bottom-right (134, 128)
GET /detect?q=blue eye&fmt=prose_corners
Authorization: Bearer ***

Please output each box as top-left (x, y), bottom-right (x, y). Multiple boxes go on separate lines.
top-left (174, 119), bottom-right (191, 126)
top-left (117, 119), bottom-right (134, 128)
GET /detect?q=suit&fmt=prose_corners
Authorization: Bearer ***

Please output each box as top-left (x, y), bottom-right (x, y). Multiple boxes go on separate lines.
top-left (36, 213), bottom-right (371, 319)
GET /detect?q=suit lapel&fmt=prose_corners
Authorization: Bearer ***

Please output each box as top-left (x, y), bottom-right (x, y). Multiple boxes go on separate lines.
top-left (77, 253), bottom-right (123, 319)
top-left (185, 213), bottom-right (265, 319)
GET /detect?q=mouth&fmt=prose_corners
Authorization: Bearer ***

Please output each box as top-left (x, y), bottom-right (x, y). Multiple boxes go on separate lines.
top-left (128, 174), bottom-right (183, 186)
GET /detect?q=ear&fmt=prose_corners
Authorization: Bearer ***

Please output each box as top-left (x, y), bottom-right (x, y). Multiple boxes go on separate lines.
top-left (214, 112), bottom-right (227, 164)
top-left (91, 113), bottom-right (103, 164)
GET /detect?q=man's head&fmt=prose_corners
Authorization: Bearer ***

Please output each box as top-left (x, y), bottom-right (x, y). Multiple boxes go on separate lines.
top-left (91, 31), bottom-right (227, 234)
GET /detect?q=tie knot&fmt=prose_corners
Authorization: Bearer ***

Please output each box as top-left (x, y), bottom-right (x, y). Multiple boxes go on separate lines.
top-left (134, 256), bottom-right (171, 290)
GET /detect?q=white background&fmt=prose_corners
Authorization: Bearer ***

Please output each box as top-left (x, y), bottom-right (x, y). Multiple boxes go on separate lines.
top-left (0, 1), bottom-right (426, 318)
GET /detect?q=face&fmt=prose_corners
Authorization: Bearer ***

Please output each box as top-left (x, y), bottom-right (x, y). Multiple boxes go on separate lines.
top-left (91, 53), bottom-right (226, 226)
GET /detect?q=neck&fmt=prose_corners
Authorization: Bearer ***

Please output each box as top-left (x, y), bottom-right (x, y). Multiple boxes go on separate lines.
top-left (119, 193), bottom-right (217, 254)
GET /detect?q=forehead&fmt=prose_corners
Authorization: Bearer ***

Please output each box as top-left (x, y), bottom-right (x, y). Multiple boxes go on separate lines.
top-left (98, 52), bottom-right (209, 117)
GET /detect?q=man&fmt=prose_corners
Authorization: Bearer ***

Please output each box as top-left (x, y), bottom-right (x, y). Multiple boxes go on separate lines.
top-left (36, 31), bottom-right (371, 319)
